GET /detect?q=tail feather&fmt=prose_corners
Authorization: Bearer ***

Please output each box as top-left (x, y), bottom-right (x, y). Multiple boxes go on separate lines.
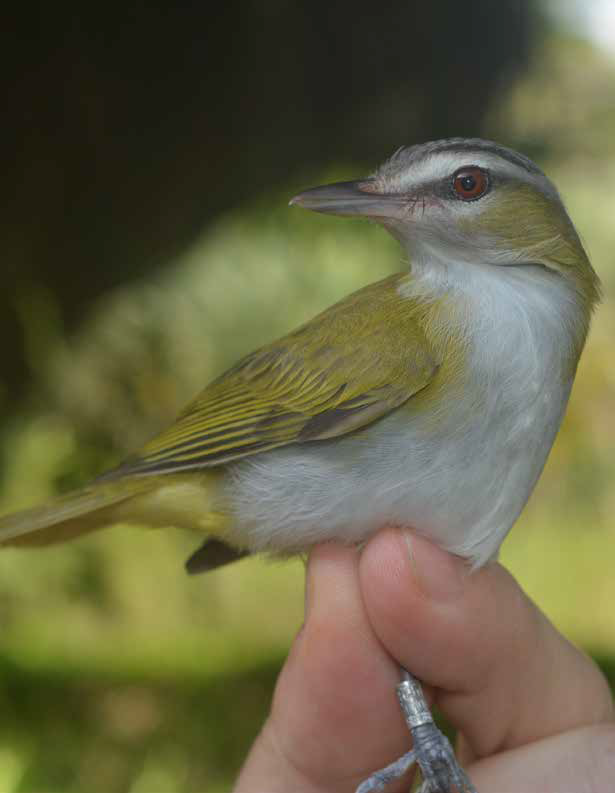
top-left (0, 479), bottom-right (158, 547)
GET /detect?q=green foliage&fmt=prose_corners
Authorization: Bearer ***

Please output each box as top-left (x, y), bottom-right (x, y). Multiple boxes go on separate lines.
top-left (1, 33), bottom-right (615, 793)
top-left (0, 650), bottom-right (282, 793)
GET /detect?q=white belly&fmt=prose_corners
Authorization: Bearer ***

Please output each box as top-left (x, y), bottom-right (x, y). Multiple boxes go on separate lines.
top-left (224, 265), bottom-right (579, 567)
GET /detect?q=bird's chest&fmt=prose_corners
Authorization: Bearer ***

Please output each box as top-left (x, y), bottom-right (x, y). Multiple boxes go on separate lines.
top-left (226, 274), bottom-right (576, 566)
top-left (381, 282), bottom-right (574, 563)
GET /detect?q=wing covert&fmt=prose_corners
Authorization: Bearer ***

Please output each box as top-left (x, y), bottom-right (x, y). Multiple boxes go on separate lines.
top-left (107, 273), bottom-right (438, 476)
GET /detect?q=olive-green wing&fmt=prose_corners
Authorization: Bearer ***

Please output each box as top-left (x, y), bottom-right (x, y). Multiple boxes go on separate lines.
top-left (108, 273), bottom-right (438, 477)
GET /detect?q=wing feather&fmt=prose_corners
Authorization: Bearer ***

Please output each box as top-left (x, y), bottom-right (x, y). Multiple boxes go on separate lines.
top-left (104, 273), bottom-right (438, 477)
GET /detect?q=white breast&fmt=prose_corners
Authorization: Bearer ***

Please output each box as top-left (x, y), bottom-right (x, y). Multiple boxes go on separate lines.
top-left (224, 261), bottom-right (581, 567)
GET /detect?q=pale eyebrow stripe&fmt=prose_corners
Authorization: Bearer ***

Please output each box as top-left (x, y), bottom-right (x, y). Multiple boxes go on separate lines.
top-left (436, 142), bottom-right (540, 175)
top-left (380, 138), bottom-right (542, 178)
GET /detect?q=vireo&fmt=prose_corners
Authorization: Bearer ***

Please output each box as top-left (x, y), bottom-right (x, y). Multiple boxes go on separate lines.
top-left (0, 138), bottom-right (600, 793)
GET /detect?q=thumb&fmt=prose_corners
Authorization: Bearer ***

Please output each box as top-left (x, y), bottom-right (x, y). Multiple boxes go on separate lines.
top-left (359, 528), bottom-right (612, 761)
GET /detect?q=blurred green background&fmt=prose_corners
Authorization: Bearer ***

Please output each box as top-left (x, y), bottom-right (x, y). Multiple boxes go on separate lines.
top-left (2, 2), bottom-right (615, 791)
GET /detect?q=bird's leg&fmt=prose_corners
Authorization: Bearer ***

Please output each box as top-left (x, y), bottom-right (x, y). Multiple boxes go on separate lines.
top-left (356, 668), bottom-right (477, 793)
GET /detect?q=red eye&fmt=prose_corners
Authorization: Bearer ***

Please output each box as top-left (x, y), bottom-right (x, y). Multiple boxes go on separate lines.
top-left (452, 167), bottom-right (489, 200)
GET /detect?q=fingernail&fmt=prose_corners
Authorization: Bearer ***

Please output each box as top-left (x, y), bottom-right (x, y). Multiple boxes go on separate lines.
top-left (403, 530), bottom-right (466, 602)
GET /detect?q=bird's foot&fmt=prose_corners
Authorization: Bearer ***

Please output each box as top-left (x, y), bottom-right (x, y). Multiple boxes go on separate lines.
top-left (355, 748), bottom-right (417, 792)
top-left (411, 721), bottom-right (476, 793)
top-left (355, 670), bottom-right (477, 793)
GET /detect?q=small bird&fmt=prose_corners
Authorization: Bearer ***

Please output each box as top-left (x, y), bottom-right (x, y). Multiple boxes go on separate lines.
top-left (0, 139), bottom-right (600, 793)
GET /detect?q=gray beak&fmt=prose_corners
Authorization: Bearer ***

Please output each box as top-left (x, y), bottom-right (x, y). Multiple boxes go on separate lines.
top-left (289, 180), bottom-right (406, 219)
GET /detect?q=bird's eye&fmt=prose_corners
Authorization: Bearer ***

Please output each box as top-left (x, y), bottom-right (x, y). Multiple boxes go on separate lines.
top-left (452, 167), bottom-right (489, 201)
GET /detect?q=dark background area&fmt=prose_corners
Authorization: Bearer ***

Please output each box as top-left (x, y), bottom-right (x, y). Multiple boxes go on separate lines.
top-left (2, 1), bottom-right (535, 405)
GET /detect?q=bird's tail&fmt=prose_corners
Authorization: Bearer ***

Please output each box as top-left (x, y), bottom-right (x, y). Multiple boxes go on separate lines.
top-left (0, 478), bottom-right (159, 547)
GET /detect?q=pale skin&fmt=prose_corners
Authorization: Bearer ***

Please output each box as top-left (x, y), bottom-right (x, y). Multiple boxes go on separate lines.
top-left (234, 528), bottom-right (615, 793)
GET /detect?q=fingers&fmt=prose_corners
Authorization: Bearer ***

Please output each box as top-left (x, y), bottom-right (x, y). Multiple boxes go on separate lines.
top-left (359, 528), bottom-right (614, 761)
top-left (235, 529), bottom-right (613, 793)
top-left (235, 543), bottom-right (410, 793)
top-left (468, 723), bottom-right (615, 792)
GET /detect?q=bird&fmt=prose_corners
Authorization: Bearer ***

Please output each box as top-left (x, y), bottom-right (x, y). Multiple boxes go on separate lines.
top-left (0, 138), bottom-right (600, 793)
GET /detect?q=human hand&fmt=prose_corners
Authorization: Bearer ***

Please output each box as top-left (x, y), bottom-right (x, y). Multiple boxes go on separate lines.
top-left (234, 528), bottom-right (614, 792)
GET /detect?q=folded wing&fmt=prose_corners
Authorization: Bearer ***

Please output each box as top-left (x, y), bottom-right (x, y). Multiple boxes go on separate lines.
top-left (106, 273), bottom-right (438, 477)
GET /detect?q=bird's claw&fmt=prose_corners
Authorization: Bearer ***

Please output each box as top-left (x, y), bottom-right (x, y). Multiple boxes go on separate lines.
top-left (355, 670), bottom-right (477, 793)
top-left (412, 721), bottom-right (477, 793)
top-left (355, 723), bottom-right (477, 793)
top-left (355, 749), bottom-right (416, 793)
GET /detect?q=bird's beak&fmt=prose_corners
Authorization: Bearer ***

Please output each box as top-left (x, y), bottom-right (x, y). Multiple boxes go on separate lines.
top-left (289, 180), bottom-right (406, 219)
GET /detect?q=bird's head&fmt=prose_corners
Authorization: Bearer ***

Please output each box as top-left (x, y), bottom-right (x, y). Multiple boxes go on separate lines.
top-left (291, 138), bottom-right (600, 309)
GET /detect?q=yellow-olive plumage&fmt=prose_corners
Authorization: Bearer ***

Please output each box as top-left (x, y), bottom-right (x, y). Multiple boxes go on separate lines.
top-left (120, 273), bottom-right (438, 472)
top-left (0, 138), bottom-right (599, 573)
top-left (0, 273), bottom-right (445, 558)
